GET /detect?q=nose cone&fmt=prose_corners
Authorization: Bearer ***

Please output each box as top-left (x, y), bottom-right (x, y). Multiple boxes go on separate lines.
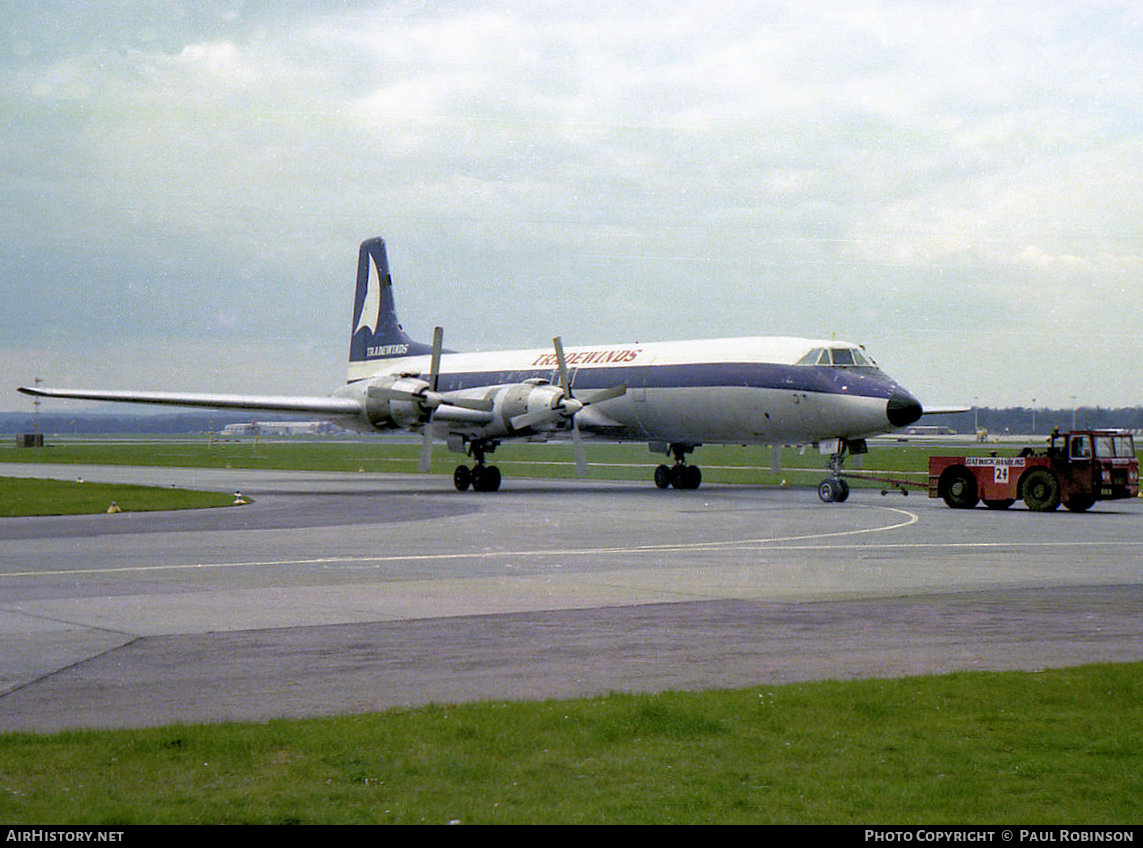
top-left (887, 389), bottom-right (923, 428)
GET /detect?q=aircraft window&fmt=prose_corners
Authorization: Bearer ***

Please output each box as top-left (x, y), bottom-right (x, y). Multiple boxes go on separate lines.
top-left (796, 346), bottom-right (877, 367)
top-left (795, 348), bottom-right (825, 366)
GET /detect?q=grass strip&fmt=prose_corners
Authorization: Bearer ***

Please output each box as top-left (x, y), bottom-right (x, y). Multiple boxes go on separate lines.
top-left (1, 664), bottom-right (1139, 824)
top-left (0, 439), bottom-right (968, 487)
top-left (0, 476), bottom-right (236, 517)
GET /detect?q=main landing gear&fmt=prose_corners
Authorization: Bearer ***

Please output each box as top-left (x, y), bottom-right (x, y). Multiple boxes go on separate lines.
top-left (453, 439), bottom-right (502, 492)
top-left (653, 443), bottom-right (703, 490)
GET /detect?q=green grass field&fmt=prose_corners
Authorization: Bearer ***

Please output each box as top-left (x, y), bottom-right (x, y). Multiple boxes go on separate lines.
top-left (1, 665), bottom-right (1139, 824)
top-left (0, 475), bottom-right (238, 517)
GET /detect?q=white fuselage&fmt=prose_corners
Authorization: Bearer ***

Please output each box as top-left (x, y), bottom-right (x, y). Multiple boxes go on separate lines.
top-left (337, 335), bottom-right (919, 447)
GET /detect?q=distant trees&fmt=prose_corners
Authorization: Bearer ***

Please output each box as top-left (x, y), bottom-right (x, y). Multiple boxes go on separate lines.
top-left (925, 407), bottom-right (1143, 436)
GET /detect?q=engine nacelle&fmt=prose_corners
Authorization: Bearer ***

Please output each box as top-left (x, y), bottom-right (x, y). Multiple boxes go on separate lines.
top-left (362, 375), bottom-right (431, 429)
top-left (492, 381), bottom-right (578, 434)
top-left (349, 376), bottom-right (581, 438)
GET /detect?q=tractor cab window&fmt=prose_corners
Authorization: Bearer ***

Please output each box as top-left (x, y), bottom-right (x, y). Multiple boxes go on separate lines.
top-left (1070, 435), bottom-right (1092, 459)
top-left (1094, 435), bottom-right (1116, 458)
top-left (1092, 434), bottom-right (1137, 458)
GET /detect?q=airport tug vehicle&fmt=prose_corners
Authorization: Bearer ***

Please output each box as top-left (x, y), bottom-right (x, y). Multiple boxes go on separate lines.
top-left (928, 429), bottom-right (1139, 512)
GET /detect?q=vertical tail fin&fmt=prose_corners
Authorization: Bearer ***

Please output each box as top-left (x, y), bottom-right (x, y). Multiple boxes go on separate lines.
top-left (348, 237), bottom-right (433, 364)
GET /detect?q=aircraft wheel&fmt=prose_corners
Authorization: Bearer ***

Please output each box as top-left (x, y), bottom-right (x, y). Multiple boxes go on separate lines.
top-left (818, 478), bottom-right (847, 503)
top-left (453, 465), bottom-right (472, 492)
top-left (472, 464), bottom-right (502, 493)
top-left (684, 465), bottom-right (702, 490)
top-left (1022, 468), bottom-right (1060, 512)
top-left (654, 464), bottom-right (673, 489)
top-left (672, 464), bottom-right (702, 490)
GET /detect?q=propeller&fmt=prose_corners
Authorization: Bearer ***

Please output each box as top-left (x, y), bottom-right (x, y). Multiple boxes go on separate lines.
top-left (367, 326), bottom-right (492, 472)
top-left (511, 336), bottom-right (626, 476)
top-left (420, 325), bottom-right (444, 473)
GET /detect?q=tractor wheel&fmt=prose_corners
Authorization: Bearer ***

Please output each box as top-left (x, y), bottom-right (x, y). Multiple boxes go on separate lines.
top-left (941, 468), bottom-right (979, 509)
top-left (1021, 468), bottom-right (1061, 512)
top-left (1064, 495), bottom-right (1094, 513)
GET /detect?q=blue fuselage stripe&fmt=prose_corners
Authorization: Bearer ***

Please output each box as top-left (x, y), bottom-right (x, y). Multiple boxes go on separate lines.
top-left (429, 363), bottom-right (900, 401)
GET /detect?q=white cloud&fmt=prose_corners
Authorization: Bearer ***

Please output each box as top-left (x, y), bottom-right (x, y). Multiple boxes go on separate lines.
top-left (2, 0), bottom-right (1142, 409)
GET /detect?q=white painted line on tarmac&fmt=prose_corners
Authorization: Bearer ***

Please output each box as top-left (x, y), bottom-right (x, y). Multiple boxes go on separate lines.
top-left (1, 506), bottom-right (919, 578)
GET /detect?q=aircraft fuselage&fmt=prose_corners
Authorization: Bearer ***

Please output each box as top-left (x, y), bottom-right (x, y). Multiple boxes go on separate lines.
top-left (337, 335), bottom-right (921, 448)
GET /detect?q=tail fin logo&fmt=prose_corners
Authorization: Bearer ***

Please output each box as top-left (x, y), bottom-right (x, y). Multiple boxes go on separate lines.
top-left (354, 256), bottom-right (383, 335)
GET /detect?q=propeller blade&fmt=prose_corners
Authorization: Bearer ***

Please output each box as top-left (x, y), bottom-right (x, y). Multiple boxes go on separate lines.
top-left (367, 386), bottom-right (492, 414)
top-left (428, 326), bottom-right (443, 392)
top-left (421, 326), bottom-right (444, 472)
top-left (511, 409), bottom-right (551, 431)
top-left (571, 419), bottom-right (587, 476)
top-left (367, 386), bottom-right (411, 402)
top-left (368, 385), bottom-right (437, 408)
top-left (586, 383), bottom-right (626, 404)
top-left (553, 336), bottom-right (572, 396)
top-left (419, 425), bottom-right (434, 473)
top-left (446, 396), bottom-right (495, 413)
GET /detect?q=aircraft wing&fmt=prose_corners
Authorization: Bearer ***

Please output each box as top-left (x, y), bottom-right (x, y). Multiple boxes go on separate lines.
top-left (920, 404), bottom-right (972, 415)
top-left (17, 386), bottom-right (363, 418)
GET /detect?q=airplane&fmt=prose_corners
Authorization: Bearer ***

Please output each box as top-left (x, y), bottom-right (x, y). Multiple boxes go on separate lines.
top-left (19, 236), bottom-right (944, 502)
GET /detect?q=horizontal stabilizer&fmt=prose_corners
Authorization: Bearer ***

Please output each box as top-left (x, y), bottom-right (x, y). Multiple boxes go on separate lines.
top-left (17, 386), bottom-right (363, 417)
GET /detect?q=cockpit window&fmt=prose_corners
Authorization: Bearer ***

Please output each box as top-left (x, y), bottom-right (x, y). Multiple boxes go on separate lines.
top-left (796, 346), bottom-right (877, 367)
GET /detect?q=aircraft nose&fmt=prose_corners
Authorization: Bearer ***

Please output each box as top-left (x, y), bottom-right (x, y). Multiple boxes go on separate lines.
top-left (887, 389), bottom-right (923, 428)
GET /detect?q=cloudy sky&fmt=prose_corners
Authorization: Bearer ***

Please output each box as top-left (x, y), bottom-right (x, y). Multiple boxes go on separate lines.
top-left (2, 0), bottom-right (1141, 413)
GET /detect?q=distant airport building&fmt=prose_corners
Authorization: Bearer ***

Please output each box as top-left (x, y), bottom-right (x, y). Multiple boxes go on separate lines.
top-left (220, 421), bottom-right (335, 438)
top-left (901, 425), bottom-right (957, 436)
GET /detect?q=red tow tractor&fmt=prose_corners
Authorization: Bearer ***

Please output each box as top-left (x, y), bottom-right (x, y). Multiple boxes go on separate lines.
top-left (928, 429), bottom-right (1139, 512)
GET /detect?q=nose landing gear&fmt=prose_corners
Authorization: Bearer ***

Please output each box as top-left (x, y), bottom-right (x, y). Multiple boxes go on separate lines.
top-left (817, 438), bottom-right (865, 503)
